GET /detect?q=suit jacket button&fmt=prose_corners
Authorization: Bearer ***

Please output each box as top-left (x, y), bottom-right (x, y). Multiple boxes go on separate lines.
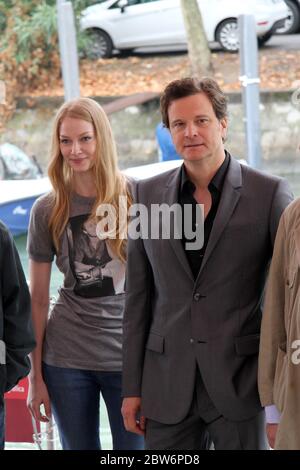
top-left (190, 338), bottom-right (194, 344)
top-left (193, 293), bottom-right (201, 301)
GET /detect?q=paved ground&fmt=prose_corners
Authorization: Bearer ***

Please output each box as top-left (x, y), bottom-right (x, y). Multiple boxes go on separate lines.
top-left (208, 32), bottom-right (300, 52)
top-left (22, 33), bottom-right (300, 99)
top-left (265, 33), bottom-right (300, 50)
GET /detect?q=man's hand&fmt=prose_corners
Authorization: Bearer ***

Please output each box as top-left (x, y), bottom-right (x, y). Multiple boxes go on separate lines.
top-left (266, 423), bottom-right (278, 449)
top-left (121, 397), bottom-right (146, 436)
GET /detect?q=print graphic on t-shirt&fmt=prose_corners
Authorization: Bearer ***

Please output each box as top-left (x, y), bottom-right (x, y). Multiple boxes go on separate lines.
top-left (66, 213), bottom-right (116, 298)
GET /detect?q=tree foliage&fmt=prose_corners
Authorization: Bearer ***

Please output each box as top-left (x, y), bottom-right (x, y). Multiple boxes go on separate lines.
top-left (0, 0), bottom-right (97, 129)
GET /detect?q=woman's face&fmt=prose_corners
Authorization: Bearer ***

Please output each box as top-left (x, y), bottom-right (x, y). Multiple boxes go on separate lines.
top-left (59, 117), bottom-right (97, 173)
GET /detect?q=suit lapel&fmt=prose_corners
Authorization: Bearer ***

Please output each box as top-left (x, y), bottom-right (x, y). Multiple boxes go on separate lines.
top-left (197, 157), bottom-right (243, 278)
top-left (163, 166), bottom-right (194, 282)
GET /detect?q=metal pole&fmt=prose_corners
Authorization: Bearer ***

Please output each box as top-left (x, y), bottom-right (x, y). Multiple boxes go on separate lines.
top-left (238, 14), bottom-right (261, 169)
top-left (56, 0), bottom-right (80, 101)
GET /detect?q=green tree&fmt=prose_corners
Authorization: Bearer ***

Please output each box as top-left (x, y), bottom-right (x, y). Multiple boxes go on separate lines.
top-left (0, 0), bottom-right (97, 129)
top-left (0, 1), bottom-right (97, 63)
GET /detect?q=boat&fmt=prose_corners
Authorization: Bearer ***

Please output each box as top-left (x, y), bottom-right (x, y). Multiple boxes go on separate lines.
top-left (124, 159), bottom-right (182, 179)
top-left (0, 143), bottom-right (52, 236)
top-left (0, 177), bottom-right (52, 236)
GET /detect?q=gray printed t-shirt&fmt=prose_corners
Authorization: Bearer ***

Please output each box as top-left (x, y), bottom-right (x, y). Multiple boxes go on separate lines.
top-left (27, 192), bottom-right (125, 371)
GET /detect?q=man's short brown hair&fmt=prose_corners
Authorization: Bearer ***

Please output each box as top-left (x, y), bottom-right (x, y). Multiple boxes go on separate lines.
top-left (160, 77), bottom-right (228, 129)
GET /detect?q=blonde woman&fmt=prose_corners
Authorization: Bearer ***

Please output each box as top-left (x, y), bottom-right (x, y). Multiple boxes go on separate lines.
top-left (26, 98), bottom-right (143, 450)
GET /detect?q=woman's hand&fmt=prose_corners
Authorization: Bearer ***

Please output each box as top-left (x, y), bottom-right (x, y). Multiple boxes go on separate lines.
top-left (27, 377), bottom-right (51, 423)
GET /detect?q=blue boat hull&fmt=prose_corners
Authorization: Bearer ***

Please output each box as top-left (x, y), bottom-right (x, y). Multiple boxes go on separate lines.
top-left (0, 196), bottom-right (40, 236)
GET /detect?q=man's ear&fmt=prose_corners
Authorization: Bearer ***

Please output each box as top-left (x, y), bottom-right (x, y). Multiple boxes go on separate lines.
top-left (220, 117), bottom-right (228, 141)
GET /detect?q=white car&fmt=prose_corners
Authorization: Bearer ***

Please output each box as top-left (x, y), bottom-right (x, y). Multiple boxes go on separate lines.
top-left (80, 0), bottom-right (289, 56)
top-left (276, 0), bottom-right (300, 33)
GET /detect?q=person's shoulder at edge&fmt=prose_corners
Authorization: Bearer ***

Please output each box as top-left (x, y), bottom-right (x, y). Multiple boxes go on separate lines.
top-left (0, 221), bottom-right (20, 273)
top-left (0, 219), bottom-right (10, 236)
top-left (0, 220), bottom-right (23, 251)
top-left (279, 196), bottom-right (300, 225)
top-left (0, 221), bottom-right (14, 255)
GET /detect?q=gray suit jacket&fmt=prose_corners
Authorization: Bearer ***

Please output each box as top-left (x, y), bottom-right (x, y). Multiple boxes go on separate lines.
top-left (122, 155), bottom-right (293, 424)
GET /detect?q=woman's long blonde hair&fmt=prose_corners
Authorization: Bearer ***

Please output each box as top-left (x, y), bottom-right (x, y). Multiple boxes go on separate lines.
top-left (48, 97), bottom-right (132, 263)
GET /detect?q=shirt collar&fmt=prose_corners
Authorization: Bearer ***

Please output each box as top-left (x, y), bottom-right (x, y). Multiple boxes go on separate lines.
top-left (180, 150), bottom-right (230, 194)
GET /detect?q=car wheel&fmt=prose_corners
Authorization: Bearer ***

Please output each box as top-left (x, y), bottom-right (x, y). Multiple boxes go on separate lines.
top-left (216, 19), bottom-right (239, 52)
top-left (257, 31), bottom-right (273, 47)
top-left (85, 29), bottom-right (113, 59)
top-left (276, 0), bottom-right (300, 34)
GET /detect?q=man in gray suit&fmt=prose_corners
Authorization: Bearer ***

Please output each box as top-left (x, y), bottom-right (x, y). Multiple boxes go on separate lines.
top-left (121, 77), bottom-right (293, 450)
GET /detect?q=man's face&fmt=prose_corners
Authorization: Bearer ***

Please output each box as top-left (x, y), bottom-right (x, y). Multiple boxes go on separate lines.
top-left (168, 93), bottom-right (228, 165)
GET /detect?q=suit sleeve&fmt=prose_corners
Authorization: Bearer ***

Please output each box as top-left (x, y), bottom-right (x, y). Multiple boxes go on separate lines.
top-left (258, 179), bottom-right (292, 406)
top-left (122, 181), bottom-right (153, 397)
top-left (258, 213), bottom-right (287, 406)
top-left (269, 177), bottom-right (293, 246)
top-left (1, 227), bottom-right (36, 392)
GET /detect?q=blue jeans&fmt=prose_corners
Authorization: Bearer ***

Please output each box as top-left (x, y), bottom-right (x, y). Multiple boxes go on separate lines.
top-left (43, 363), bottom-right (144, 450)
